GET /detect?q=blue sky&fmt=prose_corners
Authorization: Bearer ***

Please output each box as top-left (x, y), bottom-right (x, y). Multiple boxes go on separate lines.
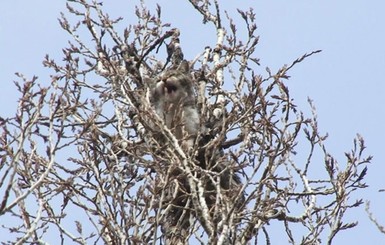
top-left (1, 0), bottom-right (385, 244)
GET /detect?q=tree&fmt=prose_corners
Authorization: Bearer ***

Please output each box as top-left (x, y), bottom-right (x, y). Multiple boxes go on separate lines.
top-left (0, 0), bottom-right (371, 244)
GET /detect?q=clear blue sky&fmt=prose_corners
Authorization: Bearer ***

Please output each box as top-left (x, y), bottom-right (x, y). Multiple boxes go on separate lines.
top-left (1, 1), bottom-right (384, 244)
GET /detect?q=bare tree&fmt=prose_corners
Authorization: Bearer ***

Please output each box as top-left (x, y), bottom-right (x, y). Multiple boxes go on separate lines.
top-left (0, 1), bottom-right (371, 244)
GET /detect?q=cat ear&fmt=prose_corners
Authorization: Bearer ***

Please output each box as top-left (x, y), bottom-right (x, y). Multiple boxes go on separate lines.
top-left (177, 60), bottom-right (190, 73)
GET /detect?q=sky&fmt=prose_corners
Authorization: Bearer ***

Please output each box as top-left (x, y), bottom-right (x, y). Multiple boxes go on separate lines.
top-left (1, 0), bottom-right (385, 244)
